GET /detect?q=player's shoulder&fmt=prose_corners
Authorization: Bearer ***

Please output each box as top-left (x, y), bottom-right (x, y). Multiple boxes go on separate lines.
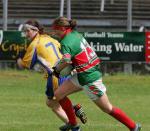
top-left (61, 30), bottom-right (81, 45)
top-left (40, 34), bottom-right (51, 41)
top-left (39, 34), bottom-right (61, 48)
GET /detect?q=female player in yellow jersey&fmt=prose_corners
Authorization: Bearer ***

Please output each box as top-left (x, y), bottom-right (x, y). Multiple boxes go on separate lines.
top-left (17, 19), bottom-right (87, 131)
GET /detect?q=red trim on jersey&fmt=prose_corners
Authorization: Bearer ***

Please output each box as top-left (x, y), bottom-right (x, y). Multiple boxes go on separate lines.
top-left (76, 58), bottom-right (100, 73)
top-left (72, 51), bottom-right (88, 65)
top-left (72, 47), bottom-right (96, 65)
top-left (62, 53), bottom-right (72, 63)
top-left (63, 53), bottom-right (71, 59)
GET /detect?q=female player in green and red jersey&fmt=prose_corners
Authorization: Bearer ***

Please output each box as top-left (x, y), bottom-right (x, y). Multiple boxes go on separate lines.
top-left (51, 17), bottom-right (141, 131)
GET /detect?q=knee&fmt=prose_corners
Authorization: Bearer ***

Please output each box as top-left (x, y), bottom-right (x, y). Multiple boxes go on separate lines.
top-left (46, 99), bottom-right (57, 109)
top-left (101, 104), bottom-right (113, 114)
top-left (54, 92), bottom-right (63, 101)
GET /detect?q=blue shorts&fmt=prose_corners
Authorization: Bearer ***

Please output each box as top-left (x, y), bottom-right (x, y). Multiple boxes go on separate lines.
top-left (45, 75), bottom-right (70, 99)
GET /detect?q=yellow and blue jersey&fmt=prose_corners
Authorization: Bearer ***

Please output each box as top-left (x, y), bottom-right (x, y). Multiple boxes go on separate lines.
top-left (22, 33), bottom-right (62, 74)
top-left (21, 33), bottom-right (68, 98)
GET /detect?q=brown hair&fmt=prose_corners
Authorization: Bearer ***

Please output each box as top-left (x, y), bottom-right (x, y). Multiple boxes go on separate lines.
top-left (52, 17), bottom-right (77, 29)
top-left (25, 19), bottom-right (44, 34)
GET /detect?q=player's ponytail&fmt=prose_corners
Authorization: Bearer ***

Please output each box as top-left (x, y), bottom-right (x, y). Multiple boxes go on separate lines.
top-left (52, 17), bottom-right (77, 30)
top-left (69, 19), bottom-right (77, 29)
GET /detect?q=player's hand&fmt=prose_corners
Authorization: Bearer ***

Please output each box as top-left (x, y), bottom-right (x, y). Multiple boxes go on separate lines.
top-left (52, 67), bottom-right (60, 78)
top-left (17, 58), bottom-right (24, 69)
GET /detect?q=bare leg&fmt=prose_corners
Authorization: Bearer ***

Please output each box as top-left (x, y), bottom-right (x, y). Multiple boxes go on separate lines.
top-left (54, 79), bottom-right (82, 101)
top-left (46, 98), bottom-right (69, 123)
top-left (93, 93), bottom-right (113, 113)
top-left (93, 93), bottom-right (136, 130)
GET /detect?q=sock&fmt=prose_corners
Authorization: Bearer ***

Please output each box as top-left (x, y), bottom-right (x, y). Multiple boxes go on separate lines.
top-left (59, 97), bottom-right (77, 126)
top-left (109, 107), bottom-right (136, 130)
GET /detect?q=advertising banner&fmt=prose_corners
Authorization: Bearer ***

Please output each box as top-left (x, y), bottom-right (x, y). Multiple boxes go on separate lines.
top-left (84, 32), bottom-right (149, 62)
top-left (0, 31), bottom-right (150, 62)
top-left (0, 31), bottom-right (28, 60)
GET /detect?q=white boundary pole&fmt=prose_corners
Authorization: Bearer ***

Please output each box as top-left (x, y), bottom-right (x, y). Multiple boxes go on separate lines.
top-left (127, 0), bottom-right (132, 31)
top-left (60, 0), bottom-right (64, 17)
top-left (2, 0), bottom-right (8, 31)
top-left (124, 0), bottom-right (133, 74)
top-left (100, 0), bottom-right (105, 12)
top-left (0, 30), bottom-right (3, 45)
top-left (67, 0), bottom-right (71, 19)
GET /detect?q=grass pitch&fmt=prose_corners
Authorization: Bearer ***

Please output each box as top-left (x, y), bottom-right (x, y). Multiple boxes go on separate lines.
top-left (0, 69), bottom-right (149, 131)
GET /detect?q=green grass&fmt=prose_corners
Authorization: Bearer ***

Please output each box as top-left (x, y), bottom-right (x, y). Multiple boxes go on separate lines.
top-left (0, 69), bottom-right (150, 131)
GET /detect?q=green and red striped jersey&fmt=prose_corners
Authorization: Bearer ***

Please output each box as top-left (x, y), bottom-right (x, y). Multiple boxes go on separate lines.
top-left (61, 31), bottom-right (102, 85)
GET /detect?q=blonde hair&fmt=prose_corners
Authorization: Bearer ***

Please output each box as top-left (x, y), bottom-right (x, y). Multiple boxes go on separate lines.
top-left (52, 17), bottom-right (77, 29)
